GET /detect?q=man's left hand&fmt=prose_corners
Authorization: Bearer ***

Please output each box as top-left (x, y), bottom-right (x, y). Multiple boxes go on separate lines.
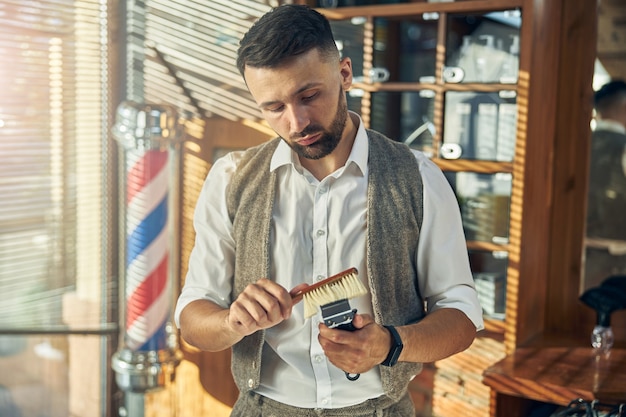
top-left (317, 314), bottom-right (391, 375)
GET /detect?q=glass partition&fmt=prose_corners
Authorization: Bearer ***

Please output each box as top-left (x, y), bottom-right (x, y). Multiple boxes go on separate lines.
top-left (443, 91), bottom-right (517, 161)
top-left (369, 91), bottom-right (436, 155)
top-left (331, 15), bottom-right (439, 84)
top-left (372, 16), bottom-right (439, 83)
top-left (444, 171), bottom-right (512, 244)
top-left (445, 10), bottom-right (521, 84)
top-left (469, 250), bottom-right (508, 319)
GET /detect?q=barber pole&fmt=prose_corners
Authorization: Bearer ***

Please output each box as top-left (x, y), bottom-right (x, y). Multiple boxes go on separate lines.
top-left (112, 101), bottom-right (183, 417)
top-left (125, 148), bottom-right (170, 352)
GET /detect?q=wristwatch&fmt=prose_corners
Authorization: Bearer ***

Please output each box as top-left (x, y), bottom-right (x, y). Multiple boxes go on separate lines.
top-left (381, 325), bottom-right (403, 367)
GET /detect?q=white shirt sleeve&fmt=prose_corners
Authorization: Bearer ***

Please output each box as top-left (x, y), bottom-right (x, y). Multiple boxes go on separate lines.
top-left (414, 152), bottom-right (485, 330)
top-left (174, 152), bottom-right (242, 327)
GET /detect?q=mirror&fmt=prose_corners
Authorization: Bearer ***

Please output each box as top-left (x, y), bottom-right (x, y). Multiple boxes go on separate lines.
top-left (582, 0), bottom-right (626, 292)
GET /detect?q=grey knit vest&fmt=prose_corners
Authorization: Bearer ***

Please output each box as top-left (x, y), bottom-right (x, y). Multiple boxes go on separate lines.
top-left (225, 129), bottom-right (425, 401)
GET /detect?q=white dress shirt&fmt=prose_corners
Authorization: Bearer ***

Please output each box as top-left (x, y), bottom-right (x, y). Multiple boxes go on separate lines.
top-left (175, 112), bottom-right (484, 409)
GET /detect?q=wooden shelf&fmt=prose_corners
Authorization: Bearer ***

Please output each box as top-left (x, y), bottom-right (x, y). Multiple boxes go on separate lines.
top-left (433, 159), bottom-right (514, 174)
top-left (351, 81), bottom-right (518, 93)
top-left (483, 347), bottom-right (626, 405)
top-left (316, 0), bottom-right (524, 19)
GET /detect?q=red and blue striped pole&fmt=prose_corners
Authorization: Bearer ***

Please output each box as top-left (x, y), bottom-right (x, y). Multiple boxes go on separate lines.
top-left (112, 102), bottom-right (183, 410)
top-left (125, 148), bottom-right (171, 352)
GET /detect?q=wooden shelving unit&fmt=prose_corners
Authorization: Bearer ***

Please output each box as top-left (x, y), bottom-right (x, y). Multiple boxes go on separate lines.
top-left (309, 0), bottom-right (619, 416)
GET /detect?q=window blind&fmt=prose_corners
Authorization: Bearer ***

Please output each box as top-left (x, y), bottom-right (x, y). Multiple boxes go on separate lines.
top-left (138, 0), bottom-right (273, 284)
top-left (0, 0), bottom-right (116, 333)
top-left (142, 0), bottom-right (267, 121)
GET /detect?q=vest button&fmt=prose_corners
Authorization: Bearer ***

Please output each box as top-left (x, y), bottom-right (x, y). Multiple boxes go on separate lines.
top-left (247, 378), bottom-right (254, 388)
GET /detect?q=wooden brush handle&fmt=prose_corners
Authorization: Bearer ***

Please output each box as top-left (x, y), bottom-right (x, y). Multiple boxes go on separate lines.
top-left (290, 267), bottom-right (358, 304)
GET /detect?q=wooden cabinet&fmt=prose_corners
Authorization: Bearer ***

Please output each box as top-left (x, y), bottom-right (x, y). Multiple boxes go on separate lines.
top-left (318, 0), bottom-right (525, 337)
top-left (311, 0), bottom-right (626, 416)
top-left (314, 0), bottom-right (600, 338)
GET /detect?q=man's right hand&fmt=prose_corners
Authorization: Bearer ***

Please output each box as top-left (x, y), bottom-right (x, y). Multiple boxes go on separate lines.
top-left (228, 278), bottom-right (294, 337)
top-left (179, 278), bottom-right (293, 352)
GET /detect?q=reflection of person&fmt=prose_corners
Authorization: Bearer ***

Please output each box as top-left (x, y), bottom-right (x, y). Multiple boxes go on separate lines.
top-left (175, 5), bottom-right (483, 416)
top-left (585, 80), bottom-right (626, 289)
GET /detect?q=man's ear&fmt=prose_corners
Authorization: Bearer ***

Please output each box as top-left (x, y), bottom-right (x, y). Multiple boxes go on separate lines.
top-left (339, 57), bottom-right (353, 90)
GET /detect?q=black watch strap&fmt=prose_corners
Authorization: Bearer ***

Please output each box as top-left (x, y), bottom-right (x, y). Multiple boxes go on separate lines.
top-left (381, 325), bottom-right (403, 367)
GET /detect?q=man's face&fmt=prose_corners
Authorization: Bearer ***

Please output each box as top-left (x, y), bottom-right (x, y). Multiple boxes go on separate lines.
top-left (243, 49), bottom-right (353, 160)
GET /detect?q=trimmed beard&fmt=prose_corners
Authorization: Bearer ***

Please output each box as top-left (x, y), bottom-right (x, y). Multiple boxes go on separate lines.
top-left (287, 85), bottom-right (348, 160)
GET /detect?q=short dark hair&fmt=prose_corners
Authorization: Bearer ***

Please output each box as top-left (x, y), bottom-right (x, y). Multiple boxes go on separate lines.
top-left (594, 79), bottom-right (626, 115)
top-left (236, 4), bottom-right (339, 76)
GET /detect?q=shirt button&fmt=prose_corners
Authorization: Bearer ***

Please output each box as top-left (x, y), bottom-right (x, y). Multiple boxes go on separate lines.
top-left (316, 275), bottom-right (325, 282)
top-left (316, 229), bottom-right (325, 237)
top-left (319, 186), bottom-right (327, 194)
top-left (321, 398), bottom-right (328, 405)
top-left (314, 355), bottom-right (323, 363)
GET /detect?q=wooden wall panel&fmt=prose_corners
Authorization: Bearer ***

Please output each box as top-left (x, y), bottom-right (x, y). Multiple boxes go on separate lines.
top-left (542, 0), bottom-right (599, 344)
top-left (511, 0), bottom-right (597, 350)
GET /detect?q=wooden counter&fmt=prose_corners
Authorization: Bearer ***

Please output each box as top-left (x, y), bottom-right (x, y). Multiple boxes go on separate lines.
top-left (483, 347), bottom-right (626, 417)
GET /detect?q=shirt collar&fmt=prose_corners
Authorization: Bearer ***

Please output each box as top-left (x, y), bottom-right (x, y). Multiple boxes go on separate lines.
top-left (270, 111), bottom-right (369, 176)
top-left (594, 119), bottom-right (626, 135)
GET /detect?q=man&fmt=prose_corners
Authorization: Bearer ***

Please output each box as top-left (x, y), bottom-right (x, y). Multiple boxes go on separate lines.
top-left (585, 80), bottom-right (626, 290)
top-left (175, 4), bottom-right (483, 416)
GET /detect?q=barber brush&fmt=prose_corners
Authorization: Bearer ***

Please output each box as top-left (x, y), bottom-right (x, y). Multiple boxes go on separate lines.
top-left (291, 267), bottom-right (367, 328)
top-left (291, 267), bottom-right (368, 380)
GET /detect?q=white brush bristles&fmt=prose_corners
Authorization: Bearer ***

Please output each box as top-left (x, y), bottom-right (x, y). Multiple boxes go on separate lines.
top-left (302, 271), bottom-right (368, 319)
